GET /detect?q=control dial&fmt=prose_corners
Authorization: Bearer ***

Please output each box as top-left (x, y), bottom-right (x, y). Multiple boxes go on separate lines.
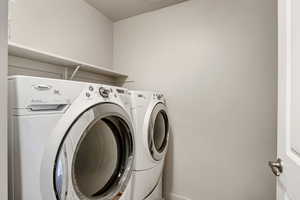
top-left (99, 87), bottom-right (110, 98)
top-left (157, 94), bottom-right (164, 100)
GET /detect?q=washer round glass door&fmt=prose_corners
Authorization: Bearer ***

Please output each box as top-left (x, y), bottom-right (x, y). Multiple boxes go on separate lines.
top-left (148, 103), bottom-right (170, 161)
top-left (54, 103), bottom-right (134, 200)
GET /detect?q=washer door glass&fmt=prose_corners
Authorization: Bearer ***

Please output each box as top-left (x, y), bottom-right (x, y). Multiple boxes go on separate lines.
top-left (54, 104), bottom-right (134, 200)
top-left (74, 119), bottom-right (119, 196)
top-left (149, 103), bottom-right (170, 161)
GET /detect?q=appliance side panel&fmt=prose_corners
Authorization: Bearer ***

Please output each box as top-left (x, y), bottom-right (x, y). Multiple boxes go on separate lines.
top-left (10, 115), bottom-right (63, 199)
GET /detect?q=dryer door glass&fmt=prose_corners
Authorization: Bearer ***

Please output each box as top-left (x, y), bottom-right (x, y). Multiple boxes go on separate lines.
top-left (153, 110), bottom-right (168, 152)
top-left (54, 104), bottom-right (134, 200)
top-left (149, 103), bottom-right (170, 161)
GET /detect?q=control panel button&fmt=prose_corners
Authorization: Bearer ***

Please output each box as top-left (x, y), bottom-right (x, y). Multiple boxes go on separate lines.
top-left (85, 92), bottom-right (91, 98)
top-left (89, 86), bottom-right (94, 91)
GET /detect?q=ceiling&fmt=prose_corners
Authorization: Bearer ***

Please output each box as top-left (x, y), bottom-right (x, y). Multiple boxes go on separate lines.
top-left (84, 0), bottom-right (188, 22)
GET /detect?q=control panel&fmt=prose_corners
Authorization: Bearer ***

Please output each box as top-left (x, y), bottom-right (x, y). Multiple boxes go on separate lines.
top-left (84, 85), bottom-right (116, 100)
top-left (153, 93), bottom-right (166, 104)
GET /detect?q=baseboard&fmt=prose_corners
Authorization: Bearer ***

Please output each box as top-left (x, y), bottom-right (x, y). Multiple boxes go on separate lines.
top-left (166, 193), bottom-right (192, 200)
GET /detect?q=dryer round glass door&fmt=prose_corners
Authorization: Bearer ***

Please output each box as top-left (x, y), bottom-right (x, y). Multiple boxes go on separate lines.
top-left (148, 103), bottom-right (170, 161)
top-left (54, 103), bottom-right (134, 200)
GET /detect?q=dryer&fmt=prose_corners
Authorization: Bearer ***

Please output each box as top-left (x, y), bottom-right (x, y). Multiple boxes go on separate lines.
top-left (130, 91), bottom-right (170, 200)
top-left (8, 76), bottom-right (135, 200)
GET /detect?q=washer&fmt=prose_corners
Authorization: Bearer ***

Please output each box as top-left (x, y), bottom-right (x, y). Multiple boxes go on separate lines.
top-left (130, 91), bottom-right (170, 200)
top-left (8, 76), bottom-right (135, 200)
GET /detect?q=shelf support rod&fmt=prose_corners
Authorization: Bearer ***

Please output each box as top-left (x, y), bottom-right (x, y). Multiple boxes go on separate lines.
top-left (69, 65), bottom-right (81, 80)
top-left (63, 67), bottom-right (68, 80)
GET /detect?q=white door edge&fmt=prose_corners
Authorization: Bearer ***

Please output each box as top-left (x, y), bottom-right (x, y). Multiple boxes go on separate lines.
top-left (0, 0), bottom-right (8, 199)
top-left (277, 0), bottom-right (300, 199)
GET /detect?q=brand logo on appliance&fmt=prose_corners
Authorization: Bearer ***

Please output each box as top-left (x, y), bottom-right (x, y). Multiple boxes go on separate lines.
top-left (31, 99), bottom-right (45, 103)
top-left (33, 84), bottom-right (52, 91)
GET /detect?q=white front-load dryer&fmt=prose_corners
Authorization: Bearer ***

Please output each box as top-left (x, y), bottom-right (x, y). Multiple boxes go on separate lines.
top-left (130, 91), bottom-right (170, 200)
top-left (8, 76), bottom-right (135, 200)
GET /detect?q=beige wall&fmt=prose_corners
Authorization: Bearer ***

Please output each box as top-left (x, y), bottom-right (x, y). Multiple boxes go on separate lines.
top-left (10, 0), bottom-right (113, 68)
top-left (0, 0), bottom-right (8, 199)
top-left (114, 0), bottom-right (277, 199)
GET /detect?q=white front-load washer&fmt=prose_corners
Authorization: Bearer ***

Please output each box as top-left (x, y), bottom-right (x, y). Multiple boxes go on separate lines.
top-left (8, 76), bottom-right (135, 200)
top-left (130, 91), bottom-right (170, 200)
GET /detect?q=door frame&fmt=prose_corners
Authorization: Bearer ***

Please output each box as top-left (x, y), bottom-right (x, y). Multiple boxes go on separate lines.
top-left (0, 0), bottom-right (8, 199)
